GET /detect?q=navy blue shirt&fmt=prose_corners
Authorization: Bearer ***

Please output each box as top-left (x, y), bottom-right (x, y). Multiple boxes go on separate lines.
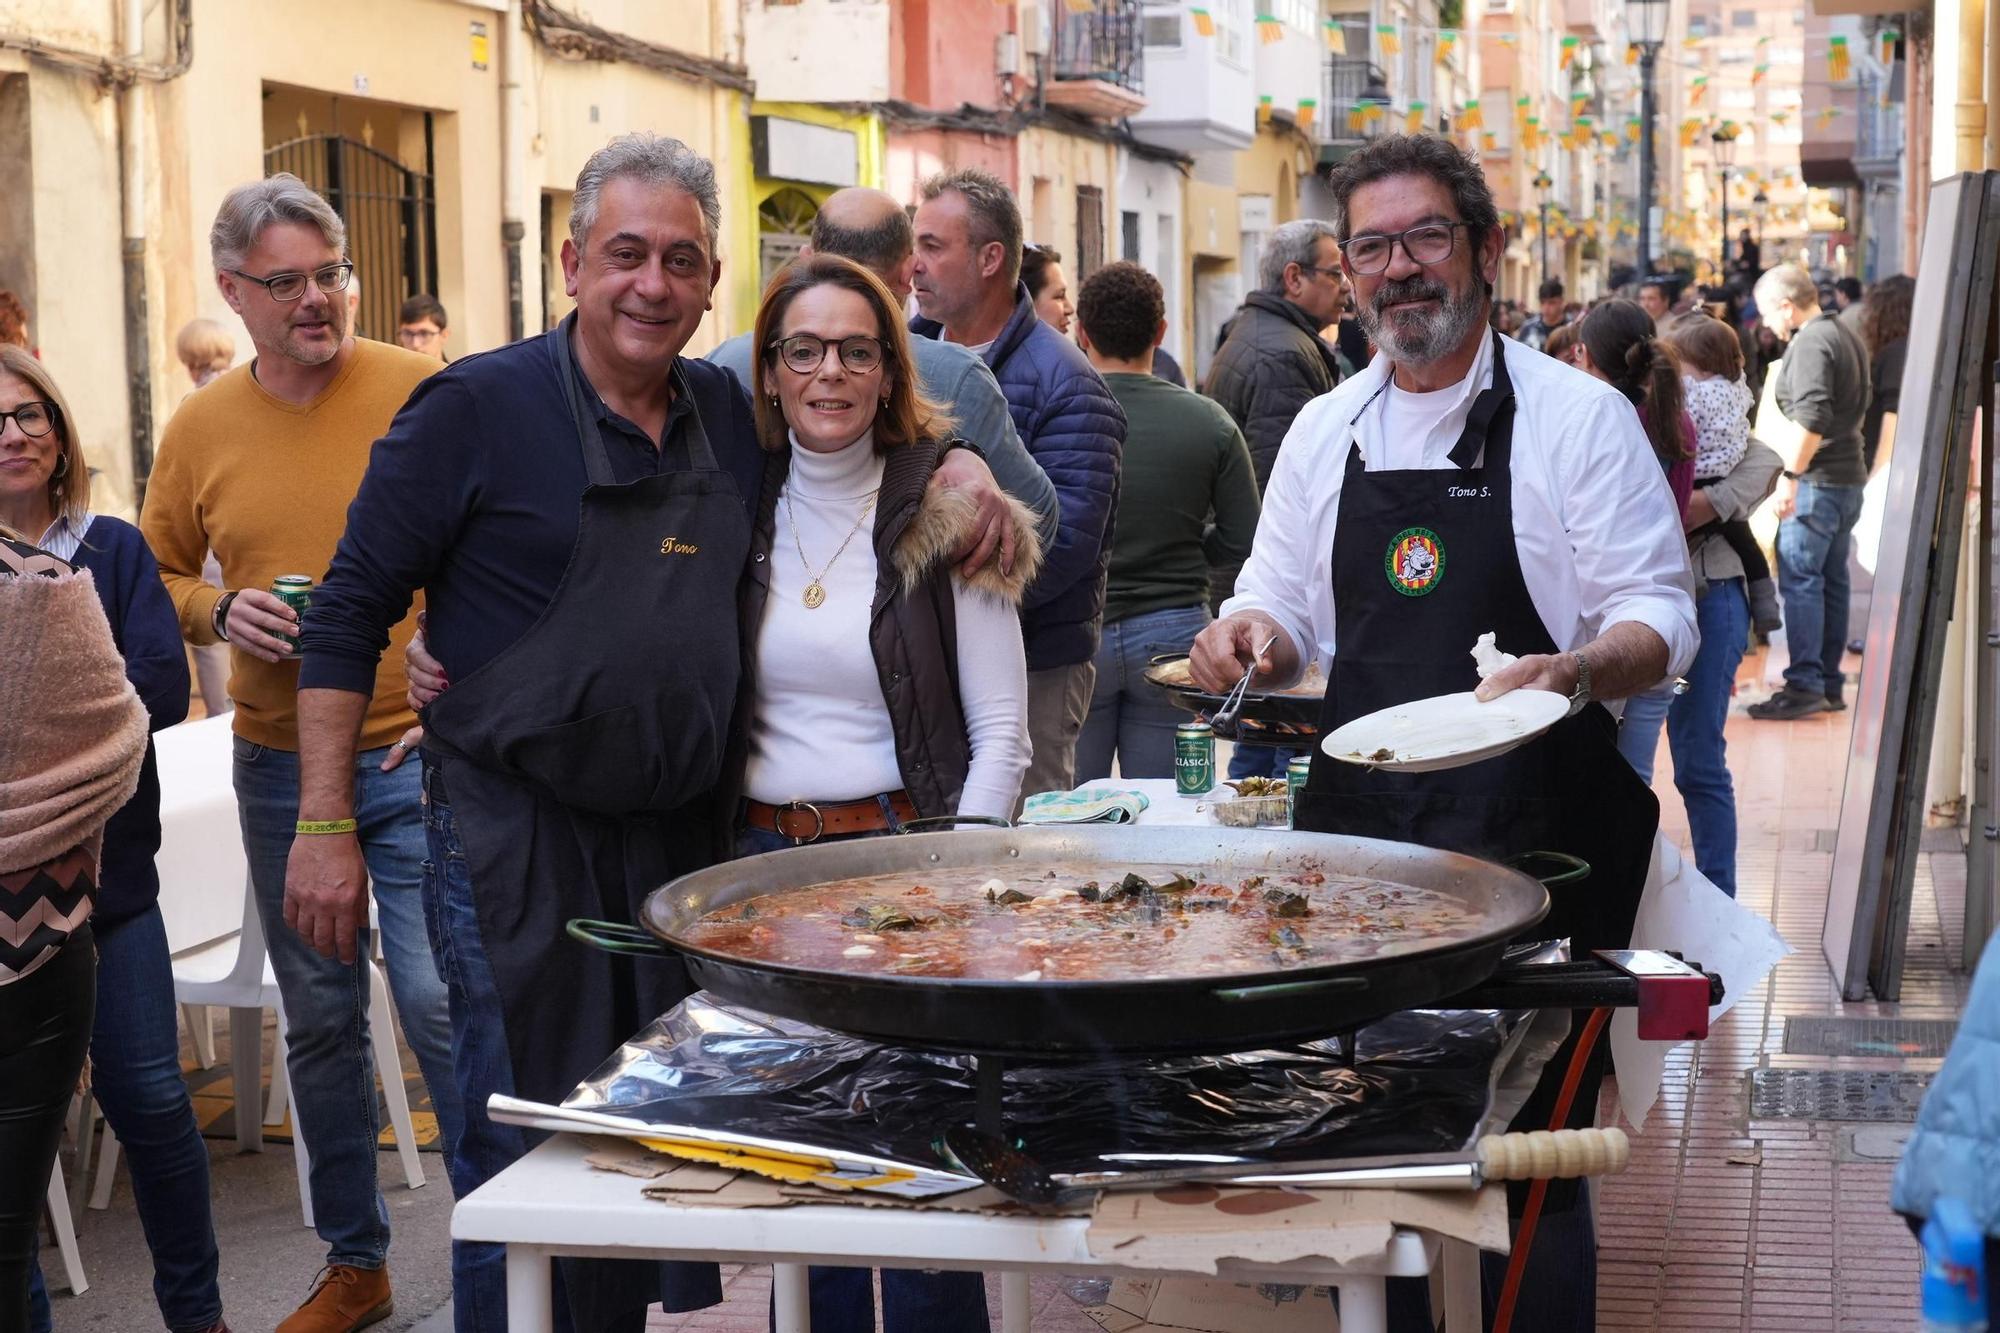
top-left (300, 327), bottom-right (765, 695)
top-left (69, 516), bottom-right (191, 925)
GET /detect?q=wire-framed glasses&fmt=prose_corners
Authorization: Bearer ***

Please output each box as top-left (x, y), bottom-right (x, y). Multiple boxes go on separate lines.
top-left (228, 262), bottom-right (355, 302)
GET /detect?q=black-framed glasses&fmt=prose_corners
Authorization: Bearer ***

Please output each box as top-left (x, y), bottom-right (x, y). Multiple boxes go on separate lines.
top-left (767, 333), bottom-right (887, 376)
top-left (1339, 223), bottom-right (1471, 276)
top-left (0, 400), bottom-right (58, 439)
top-left (228, 262), bottom-right (355, 302)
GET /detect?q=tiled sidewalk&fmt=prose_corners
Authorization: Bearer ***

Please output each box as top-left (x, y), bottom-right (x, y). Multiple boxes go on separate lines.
top-left (652, 649), bottom-right (1973, 1331)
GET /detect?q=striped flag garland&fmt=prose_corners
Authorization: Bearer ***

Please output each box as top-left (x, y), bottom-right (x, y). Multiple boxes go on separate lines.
top-left (1460, 98), bottom-right (1484, 130)
top-left (1063, 0), bottom-right (1097, 13)
top-left (1625, 42), bottom-right (1639, 65)
top-left (1437, 29), bottom-right (1458, 64)
top-left (1770, 109), bottom-right (1791, 125)
top-left (1482, 131), bottom-right (1497, 151)
top-left (1256, 15), bottom-right (1284, 44)
top-left (1625, 114), bottom-right (1642, 141)
top-left (1816, 105), bottom-right (1841, 128)
top-left (1296, 98), bottom-right (1317, 129)
top-left (1679, 118), bottom-right (1701, 146)
top-left (1190, 7), bottom-right (1215, 37)
top-left (1828, 35), bottom-right (1850, 81)
top-left (1560, 35), bottom-right (1579, 68)
top-left (1348, 101), bottom-right (1370, 133)
top-left (1258, 94), bottom-right (1274, 124)
top-left (1878, 27), bottom-right (1899, 64)
top-left (1376, 23), bottom-right (1401, 56)
top-left (1406, 101), bottom-right (1428, 133)
top-left (1323, 18), bottom-right (1346, 53)
top-left (1689, 75), bottom-right (1708, 105)
top-left (1752, 63), bottom-right (1768, 85)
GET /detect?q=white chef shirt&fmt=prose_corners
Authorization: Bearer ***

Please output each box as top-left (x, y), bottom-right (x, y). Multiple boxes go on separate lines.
top-left (1221, 333), bottom-right (1699, 683)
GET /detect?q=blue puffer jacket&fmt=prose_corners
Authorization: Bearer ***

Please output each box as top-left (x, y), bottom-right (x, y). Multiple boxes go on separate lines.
top-left (1893, 927), bottom-right (2000, 1233)
top-left (914, 286), bottom-right (1126, 671)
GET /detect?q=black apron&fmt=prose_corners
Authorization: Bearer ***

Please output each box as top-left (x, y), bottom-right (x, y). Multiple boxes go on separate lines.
top-left (1294, 332), bottom-right (1657, 1209)
top-left (421, 319), bottom-right (749, 1325)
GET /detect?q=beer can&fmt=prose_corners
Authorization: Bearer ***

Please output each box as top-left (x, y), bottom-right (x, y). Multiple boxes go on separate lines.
top-left (1286, 755), bottom-right (1313, 827)
top-left (271, 575), bottom-right (313, 652)
top-left (1175, 722), bottom-right (1215, 797)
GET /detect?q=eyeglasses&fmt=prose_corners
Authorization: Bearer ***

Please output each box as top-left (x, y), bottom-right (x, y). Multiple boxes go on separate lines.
top-left (1339, 223), bottom-right (1471, 276)
top-left (767, 333), bottom-right (886, 376)
top-left (0, 400), bottom-right (58, 439)
top-left (228, 262), bottom-right (355, 302)
top-left (398, 326), bottom-right (442, 343)
top-left (1296, 263), bottom-right (1344, 281)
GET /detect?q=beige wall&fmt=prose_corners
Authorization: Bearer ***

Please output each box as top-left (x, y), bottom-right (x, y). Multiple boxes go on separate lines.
top-left (1017, 127), bottom-right (1119, 273)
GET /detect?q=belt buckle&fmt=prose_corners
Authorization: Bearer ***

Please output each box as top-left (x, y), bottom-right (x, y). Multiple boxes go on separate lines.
top-left (775, 800), bottom-right (824, 844)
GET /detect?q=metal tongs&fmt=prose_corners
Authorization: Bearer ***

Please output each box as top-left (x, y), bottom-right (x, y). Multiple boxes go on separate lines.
top-left (1209, 634), bottom-right (1279, 739)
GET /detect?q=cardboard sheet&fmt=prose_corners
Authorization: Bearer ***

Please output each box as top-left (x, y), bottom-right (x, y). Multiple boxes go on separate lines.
top-left (1085, 1278), bottom-right (1340, 1332)
top-left (1085, 1185), bottom-right (1507, 1275)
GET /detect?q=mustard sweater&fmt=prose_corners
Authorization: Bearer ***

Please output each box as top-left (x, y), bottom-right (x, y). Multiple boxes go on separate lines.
top-left (142, 339), bottom-right (435, 752)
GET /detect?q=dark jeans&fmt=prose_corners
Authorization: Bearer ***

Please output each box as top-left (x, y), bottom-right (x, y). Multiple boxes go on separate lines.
top-left (1776, 476), bottom-right (1864, 698)
top-left (26, 906), bottom-right (220, 1333)
top-left (1667, 579), bottom-right (1752, 897)
top-left (0, 929), bottom-right (95, 1333)
top-left (1387, 1179), bottom-right (1596, 1332)
top-left (735, 822), bottom-right (991, 1333)
top-left (420, 777), bottom-right (536, 1333)
top-left (1075, 605), bottom-right (1210, 782)
top-left (1227, 744), bottom-right (1295, 781)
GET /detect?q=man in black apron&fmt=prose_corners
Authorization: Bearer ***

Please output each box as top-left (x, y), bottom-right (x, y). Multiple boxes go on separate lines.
top-left (1191, 135), bottom-right (1698, 1330)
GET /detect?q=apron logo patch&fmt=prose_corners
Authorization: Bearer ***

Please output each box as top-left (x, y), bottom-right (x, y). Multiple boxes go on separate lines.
top-left (659, 536), bottom-right (700, 556)
top-left (1385, 527), bottom-right (1445, 597)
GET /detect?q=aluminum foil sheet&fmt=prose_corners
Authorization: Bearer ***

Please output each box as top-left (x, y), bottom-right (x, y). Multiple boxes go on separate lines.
top-left (562, 992), bottom-right (1539, 1178)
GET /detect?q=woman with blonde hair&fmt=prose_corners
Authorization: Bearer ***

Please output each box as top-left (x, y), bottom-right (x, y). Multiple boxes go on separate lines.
top-left (0, 346), bottom-right (228, 1332)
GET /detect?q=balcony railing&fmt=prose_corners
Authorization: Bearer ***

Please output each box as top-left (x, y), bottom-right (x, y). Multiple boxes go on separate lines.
top-left (1052, 0), bottom-right (1144, 92)
top-left (1320, 56), bottom-right (1381, 150)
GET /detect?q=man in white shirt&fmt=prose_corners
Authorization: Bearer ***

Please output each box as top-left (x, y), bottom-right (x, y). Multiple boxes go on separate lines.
top-left (1190, 133), bottom-right (1697, 1333)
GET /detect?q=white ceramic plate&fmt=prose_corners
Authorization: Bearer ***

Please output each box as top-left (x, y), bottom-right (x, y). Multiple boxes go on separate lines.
top-left (1320, 689), bottom-right (1570, 773)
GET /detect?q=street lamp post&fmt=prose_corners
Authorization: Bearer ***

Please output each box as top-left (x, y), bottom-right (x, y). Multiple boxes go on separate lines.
top-left (1533, 169), bottom-right (1553, 285)
top-left (1629, 0), bottom-right (1668, 285)
top-left (1752, 187), bottom-right (1769, 259)
top-left (1711, 126), bottom-right (1738, 281)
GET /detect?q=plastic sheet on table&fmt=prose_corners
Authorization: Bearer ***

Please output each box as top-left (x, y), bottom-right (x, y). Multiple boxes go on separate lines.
top-left (560, 993), bottom-right (1533, 1178)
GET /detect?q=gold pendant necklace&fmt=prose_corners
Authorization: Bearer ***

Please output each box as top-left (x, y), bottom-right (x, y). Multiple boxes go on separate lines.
top-left (785, 490), bottom-right (877, 610)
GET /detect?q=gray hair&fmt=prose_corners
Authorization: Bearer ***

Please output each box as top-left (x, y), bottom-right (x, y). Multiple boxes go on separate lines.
top-left (918, 168), bottom-right (1024, 286)
top-left (209, 174), bottom-right (346, 271)
top-left (1258, 219), bottom-right (1340, 292)
top-left (569, 134), bottom-right (721, 255)
top-left (1754, 264), bottom-right (1818, 315)
top-left (1323, 133), bottom-right (1500, 246)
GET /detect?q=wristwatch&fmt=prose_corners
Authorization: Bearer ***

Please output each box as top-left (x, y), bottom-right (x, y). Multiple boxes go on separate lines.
top-left (940, 437), bottom-right (987, 463)
top-left (1565, 650), bottom-right (1593, 718)
top-left (1781, 468), bottom-right (1801, 481)
top-left (211, 590), bottom-right (239, 643)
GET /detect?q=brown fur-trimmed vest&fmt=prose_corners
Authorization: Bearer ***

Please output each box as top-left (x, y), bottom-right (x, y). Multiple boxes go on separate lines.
top-left (724, 438), bottom-right (1043, 822)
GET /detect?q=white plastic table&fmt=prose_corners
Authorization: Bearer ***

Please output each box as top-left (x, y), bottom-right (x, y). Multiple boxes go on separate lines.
top-left (452, 1135), bottom-right (1484, 1333)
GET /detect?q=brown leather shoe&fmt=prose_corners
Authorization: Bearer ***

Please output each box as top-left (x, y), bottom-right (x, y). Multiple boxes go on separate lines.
top-left (275, 1265), bottom-right (393, 1333)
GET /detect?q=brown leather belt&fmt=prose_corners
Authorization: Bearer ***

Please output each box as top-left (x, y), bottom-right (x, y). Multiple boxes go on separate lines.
top-left (744, 792), bottom-right (920, 843)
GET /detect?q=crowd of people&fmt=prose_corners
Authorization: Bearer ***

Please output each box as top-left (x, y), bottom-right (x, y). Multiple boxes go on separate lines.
top-left (0, 125), bottom-right (1933, 1333)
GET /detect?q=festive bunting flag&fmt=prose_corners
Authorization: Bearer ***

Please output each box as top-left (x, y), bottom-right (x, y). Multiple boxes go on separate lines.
top-left (1601, 129), bottom-right (1619, 150)
top-left (1689, 75), bottom-right (1708, 106)
top-left (1816, 105), bottom-right (1842, 128)
top-left (1682, 34), bottom-right (1704, 48)
top-left (1516, 95), bottom-right (1531, 126)
top-left (1560, 35), bottom-right (1579, 68)
top-left (1482, 131), bottom-right (1498, 151)
top-left (1256, 15), bottom-right (1284, 44)
top-left (1347, 102), bottom-right (1369, 133)
top-left (1828, 35), bottom-right (1850, 81)
top-left (1878, 27), bottom-right (1899, 64)
top-left (1437, 29), bottom-right (1458, 63)
top-left (1376, 23), bottom-right (1401, 56)
top-left (1625, 114), bottom-right (1641, 141)
top-left (1406, 101), bottom-right (1428, 133)
top-left (1679, 118), bottom-right (1701, 147)
top-left (1460, 99), bottom-right (1484, 130)
top-left (1258, 94), bottom-right (1273, 125)
top-left (1625, 42), bottom-right (1639, 65)
top-left (1323, 18), bottom-right (1346, 53)
top-left (1770, 109), bottom-right (1791, 125)
top-left (1189, 7), bottom-right (1215, 37)
top-left (1523, 117), bottom-right (1541, 152)
top-left (1752, 63), bottom-right (1768, 85)
top-left (1296, 98), bottom-right (1317, 130)
top-left (1063, 0), bottom-right (1096, 11)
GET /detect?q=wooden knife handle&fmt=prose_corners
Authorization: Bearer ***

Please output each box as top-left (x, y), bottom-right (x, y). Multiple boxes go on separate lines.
top-left (1478, 1127), bottom-right (1630, 1181)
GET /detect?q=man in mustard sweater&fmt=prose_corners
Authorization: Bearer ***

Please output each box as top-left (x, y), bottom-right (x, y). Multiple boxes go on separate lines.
top-left (140, 176), bottom-right (459, 1333)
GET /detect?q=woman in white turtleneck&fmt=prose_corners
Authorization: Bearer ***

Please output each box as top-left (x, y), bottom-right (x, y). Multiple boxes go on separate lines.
top-left (730, 253), bottom-right (1038, 856)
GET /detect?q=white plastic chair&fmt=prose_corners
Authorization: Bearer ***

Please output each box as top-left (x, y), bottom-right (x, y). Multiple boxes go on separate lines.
top-left (86, 717), bottom-right (426, 1225)
top-left (44, 1163), bottom-right (87, 1294)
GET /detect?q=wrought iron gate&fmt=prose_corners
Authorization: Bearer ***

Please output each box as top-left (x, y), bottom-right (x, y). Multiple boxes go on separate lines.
top-left (263, 133), bottom-right (439, 344)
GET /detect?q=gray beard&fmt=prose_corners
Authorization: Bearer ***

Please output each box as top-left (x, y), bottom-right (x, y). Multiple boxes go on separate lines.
top-left (1358, 280), bottom-right (1487, 366)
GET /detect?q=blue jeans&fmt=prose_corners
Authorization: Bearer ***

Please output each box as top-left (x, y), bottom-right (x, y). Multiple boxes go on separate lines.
top-left (1667, 579), bottom-right (1751, 897)
top-left (27, 906), bottom-right (220, 1333)
top-left (736, 821), bottom-right (991, 1333)
top-left (1616, 687), bottom-right (1674, 785)
top-left (420, 778), bottom-right (537, 1332)
top-left (1776, 477), bottom-right (1864, 698)
top-left (1228, 744), bottom-right (1296, 781)
top-left (1075, 605), bottom-right (1211, 782)
top-left (233, 737), bottom-right (461, 1271)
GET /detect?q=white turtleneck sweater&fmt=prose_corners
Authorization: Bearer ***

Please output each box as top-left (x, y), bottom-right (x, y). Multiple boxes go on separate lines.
top-left (745, 433), bottom-right (1031, 820)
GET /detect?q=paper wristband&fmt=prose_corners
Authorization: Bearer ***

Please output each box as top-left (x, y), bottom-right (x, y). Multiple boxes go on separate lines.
top-left (295, 818), bottom-right (359, 835)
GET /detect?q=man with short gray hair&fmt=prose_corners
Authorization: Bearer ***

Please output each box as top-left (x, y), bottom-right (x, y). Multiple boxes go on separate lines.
top-left (142, 172), bottom-right (459, 1333)
top-left (1747, 263), bottom-right (1870, 720)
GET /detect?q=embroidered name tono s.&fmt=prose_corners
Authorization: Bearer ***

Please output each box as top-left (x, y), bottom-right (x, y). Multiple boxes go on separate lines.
top-left (659, 536), bottom-right (700, 556)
